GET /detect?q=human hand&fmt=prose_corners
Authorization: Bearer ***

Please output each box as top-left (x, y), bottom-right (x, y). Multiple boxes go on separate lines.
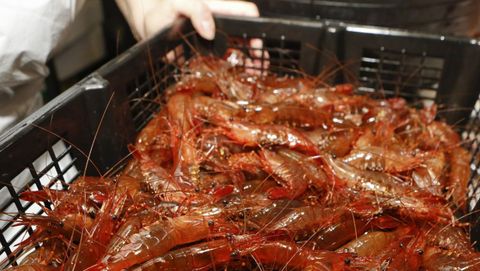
top-left (115, 0), bottom-right (259, 41)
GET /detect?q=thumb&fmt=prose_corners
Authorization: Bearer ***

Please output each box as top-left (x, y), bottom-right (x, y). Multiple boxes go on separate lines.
top-left (173, 0), bottom-right (215, 40)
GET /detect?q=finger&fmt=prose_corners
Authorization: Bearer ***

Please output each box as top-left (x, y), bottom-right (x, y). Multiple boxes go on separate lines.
top-left (204, 0), bottom-right (259, 17)
top-left (249, 38), bottom-right (270, 73)
top-left (173, 0), bottom-right (215, 40)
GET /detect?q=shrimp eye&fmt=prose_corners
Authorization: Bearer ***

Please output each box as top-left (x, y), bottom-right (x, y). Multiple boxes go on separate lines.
top-left (194, 187), bottom-right (201, 192)
top-left (207, 220), bottom-right (214, 227)
top-left (344, 258), bottom-right (351, 265)
top-left (416, 249), bottom-right (424, 255)
top-left (238, 211), bottom-right (245, 219)
top-left (399, 243), bottom-right (404, 248)
top-left (230, 250), bottom-right (240, 258)
top-left (226, 233), bottom-right (234, 241)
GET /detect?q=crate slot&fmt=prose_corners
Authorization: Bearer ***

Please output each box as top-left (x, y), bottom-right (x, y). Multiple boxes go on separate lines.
top-left (0, 139), bottom-right (78, 266)
top-left (358, 48), bottom-right (444, 104)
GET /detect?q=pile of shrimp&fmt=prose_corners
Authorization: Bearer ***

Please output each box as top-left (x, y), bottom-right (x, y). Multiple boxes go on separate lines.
top-left (6, 51), bottom-right (480, 271)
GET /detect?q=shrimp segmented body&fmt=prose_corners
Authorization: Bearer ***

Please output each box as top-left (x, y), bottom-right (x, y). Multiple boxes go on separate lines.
top-left (91, 215), bottom-right (237, 270)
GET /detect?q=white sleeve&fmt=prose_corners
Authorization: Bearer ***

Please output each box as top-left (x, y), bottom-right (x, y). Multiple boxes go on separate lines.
top-left (0, 0), bottom-right (85, 95)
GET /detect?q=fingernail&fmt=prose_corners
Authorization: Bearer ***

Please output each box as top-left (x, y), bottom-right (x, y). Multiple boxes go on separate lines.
top-left (200, 18), bottom-right (215, 40)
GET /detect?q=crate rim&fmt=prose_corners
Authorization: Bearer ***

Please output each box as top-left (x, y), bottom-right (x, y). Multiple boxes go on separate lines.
top-left (2, 14), bottom-right (480, 159)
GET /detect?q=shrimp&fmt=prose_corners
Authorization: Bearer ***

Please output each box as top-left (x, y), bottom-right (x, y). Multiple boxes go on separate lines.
top-left (411, 151), bottom-right (446, 196)
top-left (269, 206), bottom-right (367, 249)
top-left (241, 102), bottom-right (333, 129)
top-left (321, 155), bottom-right (453, 221)
top-left (254, 76), bottom-right (313, 105)
top-left (425, 224), bottom-right (474, 253)
top-left (266, 205), bottom-right (398, 249)
top-left (343, 129), bottom-right (422, 173)
top-left (422, 246), bottom-right (480, 270)
top-left (133, 109), bottom-right (172, 166)
top-left (217, 120), bottom-right (319, 155)
top-left (64, 192), bottom-right (125, 271)
top-left (247, 199), bottom-right (302, 230)
top-left (244, 241), bottom-right (353, 271)
top-left (339, 227), bottom-right (411, 257)
top-left (3, 265), bottom-right (55, 271)
top-left (447, 147), bottom-right (471, 209)
top-left (303, 215), bottom-right (400, 251)
top-left (14, 239), bottom-right (67, 269)
top-left (342, 226), bottom-right (426, 270)
top-left (167, 93), bottom-right (203, 189)
top-left (192, 95), bottom-right (241, 123)
top-left (89, 215), bottom-right (238, 271)
top-left (131, 235), bottom-right (261, 271)
top-left (305, 129), bottom-right (358, 158)
top-left (241, 178), bottom-right (278, 194)
top-left (342, 145), bottom-right (421, 173)
top-left (228, 151), bottom-right (265, 176)
top-left (260, 150), bottom-right (318, 199)
top-left (104, 211), bottom-right (161, 258)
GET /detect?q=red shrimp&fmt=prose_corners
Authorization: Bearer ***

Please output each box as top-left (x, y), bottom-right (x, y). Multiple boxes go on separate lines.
top-left (242, 102), bottom-right (333, 128)
top-left (217, 120), bottom-right (319, 155)
top-left (339, 230), bottom-right (406, 257)
top-left (241, 178), bottom-right (278, 194)
top-left (321, 155), bottom-right (453, 221)
top-left (21, 176), bottom-right (111, 207)
top-left (268, 206), bottom-right (347, 235)
top-left (422, 246), bottom-right (480, 270)
top-left (342, 145), bottom-right (421, 173)
top-left (255, 76), bottom-right (313, 104)
top-left (130, 235), bottom-right (262, 271)
top-left (259, 149), bottom-right (313, 199)
top-left (343, 129), bottom-right (422, 173)
top-left (135, 153), bottom-right (190, 202)
top-left (192, 95), bottom-right (241, 122)
top-left (411, 151), bottom-right (447, 196)
top-left (303, 215), bottom-right (400, 251)
top-left (229, 151), bottom-right (265, 175)
top-left (167, 93), bottom-right (203, 189)
top-left (104, 210), bottom-right (161, 258)
top-left (425, 224), bottom-right (475, 253)
top-left (343, 226), bottom-right (426, 270)
top-left (265, 205), bottom-right (398, 249)
top-left (244, 241), bottom-right (354, 271)
top-left (447, 147), bottom-right (471, 209)
top-left (182, 55), bottom-right (256, 100)
top-left (64, 191), bottom-right (126, 271)
top-left (305, 129), bottom-right (359, 158)
top-left (134, 109), bottom-right (171, 152)
top-left (247, 198), bottom-right (302, 230)
top-left (3, 265), bottom-right (55, 271)
top-left (89, 215), bottom-right (238, 271)
top-left (14, 239), bottom-right (67, 268)
top-left (199, 133), bottom-right (234, 172)
top-left (380, 228), bottom-right (427, 271)
top-left (420, 121), bottom-right (461, 150)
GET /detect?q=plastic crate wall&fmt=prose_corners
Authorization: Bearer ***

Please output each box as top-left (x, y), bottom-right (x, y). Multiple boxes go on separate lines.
top-left (1, 17), bottom-right (480, 266)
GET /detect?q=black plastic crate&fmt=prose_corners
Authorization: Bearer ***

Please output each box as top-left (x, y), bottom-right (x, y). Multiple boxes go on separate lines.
top-left (1, 16), bottom-right (480, 266)
top-left (254, 0), bottom-right (477, 35)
